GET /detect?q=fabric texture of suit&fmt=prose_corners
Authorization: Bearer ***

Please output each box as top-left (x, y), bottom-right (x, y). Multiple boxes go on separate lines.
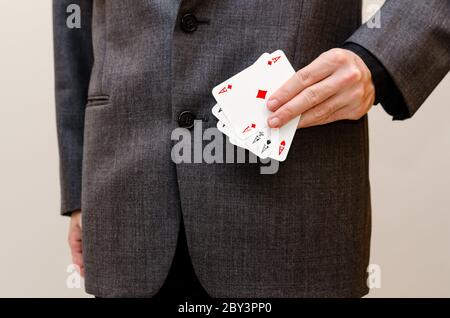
top-left (53, 0), bottom-right (450, 297)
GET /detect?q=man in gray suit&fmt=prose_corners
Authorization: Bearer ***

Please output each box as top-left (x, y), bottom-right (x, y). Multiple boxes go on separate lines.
top-left (53, 1), bottom-right (450, 298)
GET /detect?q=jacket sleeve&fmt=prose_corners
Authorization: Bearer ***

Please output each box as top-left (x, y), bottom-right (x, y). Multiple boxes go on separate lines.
top-left (346, 0), bottom-right (450, 119)
top-left (53, 0), bottom-right (93, 216)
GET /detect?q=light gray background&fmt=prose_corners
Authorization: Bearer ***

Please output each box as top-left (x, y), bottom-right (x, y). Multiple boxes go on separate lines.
top-left (0, 0), bottom-right (448, 297)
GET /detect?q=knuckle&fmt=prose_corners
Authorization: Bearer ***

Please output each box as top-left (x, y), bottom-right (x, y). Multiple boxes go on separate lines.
top-left (296, 69), bottom-right (310, 84)
top-left (326, 102), bottom-right (337, 115)
top-left (304, 88), bottom-right (319, 105)
top-left (314, 106), bottom-right (327, 119)
top-left (352, 67), bottom-right (363, 81)
top-left (344, 67), bottom-right (362, 83)
top-left (332, 49), bottom-right (348, 65)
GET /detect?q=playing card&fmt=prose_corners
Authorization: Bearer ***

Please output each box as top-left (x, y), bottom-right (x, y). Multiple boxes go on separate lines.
top-left (212, 104), bottom-right (242, 145)
top-left (211, 50), bottom-right (300, 162)
top-left (245, 128), bottom-right (272, 159)
top-left (213, 104), bottom-right (270, 158)
top-left (212, 53), bottom-right (271, 140)
top-left (213, 104), bottom-right (266, 158)
top-left (212, 50), bottom-right (296, 141)
top-left (217, 120), bottom-right (263, 157)
top-left (269, 50), bottom-right (300, 161)
top-left (267, 115), bottom-right (300, 162)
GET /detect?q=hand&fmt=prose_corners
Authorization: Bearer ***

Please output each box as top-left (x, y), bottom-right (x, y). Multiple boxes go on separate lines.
top-left (68, 210), bottom-right (84, 277)
top-left (266, 48), bottom-right (375, 128)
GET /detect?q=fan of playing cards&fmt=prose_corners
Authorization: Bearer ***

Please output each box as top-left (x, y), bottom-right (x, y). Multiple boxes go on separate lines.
top-left (211, 50), bottom-right (301, 162)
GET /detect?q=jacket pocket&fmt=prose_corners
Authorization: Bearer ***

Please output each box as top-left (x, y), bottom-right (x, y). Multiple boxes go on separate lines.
top-left (86, 95), bottom-right (110, 108)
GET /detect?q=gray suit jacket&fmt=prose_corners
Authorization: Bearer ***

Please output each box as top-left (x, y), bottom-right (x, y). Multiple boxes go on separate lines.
top-left (53, 0), bottom-right (450, 297)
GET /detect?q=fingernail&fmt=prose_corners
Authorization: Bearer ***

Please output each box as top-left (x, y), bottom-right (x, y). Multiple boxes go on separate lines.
top-left (267, 98), bottom-right (279, 111)
top-left (268, 117), bottom-right (280, 128)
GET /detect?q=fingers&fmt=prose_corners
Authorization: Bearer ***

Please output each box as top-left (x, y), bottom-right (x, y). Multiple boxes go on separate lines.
top-left (266, 52), bottom-right (336, 112)
top-left (328, 94), bottom-right (373, 123)
top-left (266, 48), bottom-right (375, 129)
top-left (71, 251), bottom-right (84, 277)
top-left (267, 49), bottom-right (371, 129)
top-left (268, 74), bottom-right (341, 128)
top-left (68, 213), bottom-right (84, 277)
top-left (297, 90), bottom-right (349, 128)
top-left (299, 91), bottom-right (373, 128)
top-left (69, 232), bottom-right (84, 277)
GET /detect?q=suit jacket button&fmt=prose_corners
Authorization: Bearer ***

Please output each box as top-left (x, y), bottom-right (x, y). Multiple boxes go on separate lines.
top-left (177, 111), bottom-right (195, 128)
top-left (180, 13), bottom-right (198, 33)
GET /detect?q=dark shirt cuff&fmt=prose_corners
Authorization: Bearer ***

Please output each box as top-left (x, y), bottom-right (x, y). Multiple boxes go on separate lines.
top-left (62, 208), bottom-right (81, 217)
top-left (342, 42), bottom-right (411, 120)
